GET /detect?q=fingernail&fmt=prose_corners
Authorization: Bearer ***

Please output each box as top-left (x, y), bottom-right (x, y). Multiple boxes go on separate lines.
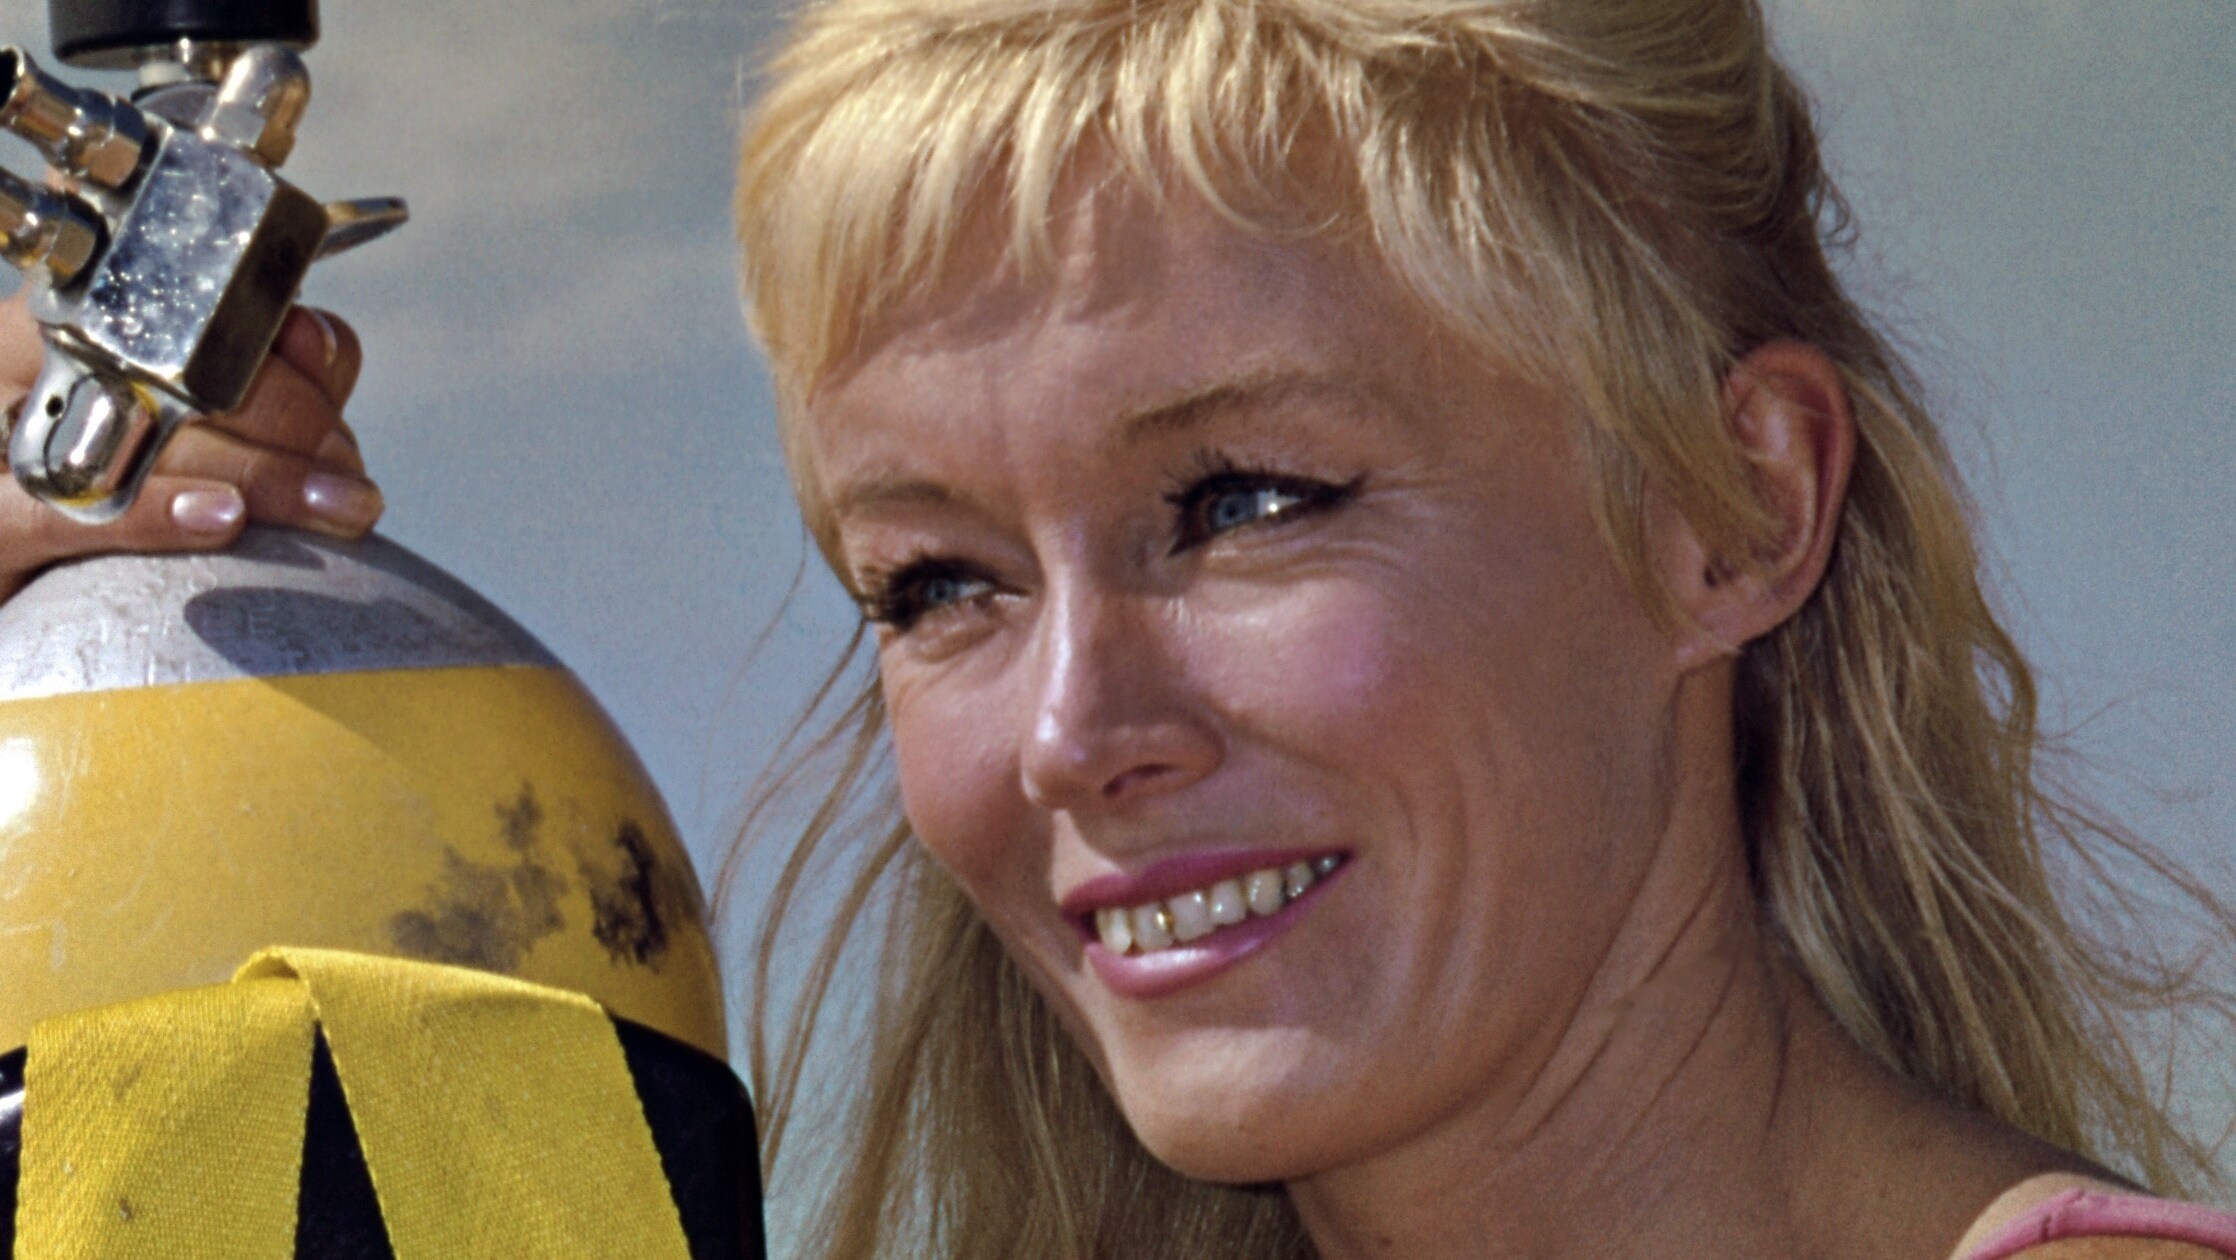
top-left (303, 308), bottom-right (340, 371)
top-left (302, 473), bottom-right (382, 530)
top-left (171, 486), bottom-right (245, 534)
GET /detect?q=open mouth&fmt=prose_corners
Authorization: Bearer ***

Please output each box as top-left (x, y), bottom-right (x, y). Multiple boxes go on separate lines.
top-left (1085, 854), bottom-right (1344, 956)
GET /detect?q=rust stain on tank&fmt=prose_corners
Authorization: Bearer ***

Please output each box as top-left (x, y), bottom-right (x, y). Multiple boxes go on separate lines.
top-left (578, 819), bottom-right (691, 971)
top-left (388, 784), bottom-right (568, 972)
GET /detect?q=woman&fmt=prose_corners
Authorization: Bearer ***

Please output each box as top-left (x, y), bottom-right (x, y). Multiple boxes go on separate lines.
top-left (725, 1), bottom-right (2236, 1257)
top-left (2, 1), bottom-right (2229, 1257)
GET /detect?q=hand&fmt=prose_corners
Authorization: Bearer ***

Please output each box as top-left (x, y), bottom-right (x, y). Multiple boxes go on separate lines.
top-left (0, 293), bottom-right (382, 603)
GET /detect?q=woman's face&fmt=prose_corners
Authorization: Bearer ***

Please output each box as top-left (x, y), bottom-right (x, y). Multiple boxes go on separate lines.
top-left (808, 186), bottom-right (1696, 1182)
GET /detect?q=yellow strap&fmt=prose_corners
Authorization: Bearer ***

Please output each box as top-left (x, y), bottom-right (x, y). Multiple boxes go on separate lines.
top-left (16, 979), bottom-right (316, 1260)
top-left (238, 947), bottom-right (692, 1260)
top-left (17, 949), bottom-right (692, 1260)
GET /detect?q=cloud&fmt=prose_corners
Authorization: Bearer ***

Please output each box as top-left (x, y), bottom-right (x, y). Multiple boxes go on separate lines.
top-left (0, 1), bottom-right (773, 392)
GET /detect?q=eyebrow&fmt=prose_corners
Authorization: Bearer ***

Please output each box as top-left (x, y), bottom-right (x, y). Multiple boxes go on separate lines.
top-left (826, 469), bottom-right (958, 520)
top-left (826, 368), bottom-right (1378, 520)
top-left (1116, 368), bottom-right (1374, 445)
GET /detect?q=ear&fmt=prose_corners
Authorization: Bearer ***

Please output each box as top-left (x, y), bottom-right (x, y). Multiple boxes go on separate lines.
top-left (1661, 341), bottom-right (1856, 671)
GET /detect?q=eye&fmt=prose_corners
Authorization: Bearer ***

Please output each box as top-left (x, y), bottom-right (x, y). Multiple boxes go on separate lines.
top-left (1167, 459), bottom-right (1362, 554)
top-left (858, 557), bottom-right (998, 632)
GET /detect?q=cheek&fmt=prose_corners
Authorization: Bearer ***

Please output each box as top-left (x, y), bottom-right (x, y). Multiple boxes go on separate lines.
top-left (1198, 533), bottom-right (1671, 954)
top-left (1199, 543), bottom-right (1628, 813)
top-left (1205, 586), bottom-right (1425, 763)
top-left (882, 664), bottom-right (1038, 907)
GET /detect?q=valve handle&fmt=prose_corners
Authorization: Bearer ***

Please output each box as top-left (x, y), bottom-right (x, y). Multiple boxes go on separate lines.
top-left (319, 197), bottom-right (408, 261)
top-left (50, 0), bottom-right (318, 69)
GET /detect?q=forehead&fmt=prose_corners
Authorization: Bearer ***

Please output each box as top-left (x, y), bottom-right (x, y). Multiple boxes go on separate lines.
top-left (803, 182), bottom-right (1435, 495)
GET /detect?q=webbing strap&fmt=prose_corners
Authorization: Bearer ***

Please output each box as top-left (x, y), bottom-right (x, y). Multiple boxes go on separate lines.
top-left (15, 947), bottom-right (693, 1260)
top-left (16, 979), bottom-right (314, 1260)
top-left (238, 947), bottom-right (693, 1260)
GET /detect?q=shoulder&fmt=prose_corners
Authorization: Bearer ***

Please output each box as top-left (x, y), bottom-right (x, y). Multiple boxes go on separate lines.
top-left (1954, 1174), bottom-right (2236, 1260)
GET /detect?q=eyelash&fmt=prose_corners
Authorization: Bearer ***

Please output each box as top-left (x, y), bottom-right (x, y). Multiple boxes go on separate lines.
top-left (856, 555), bottom-right (989, 632)
top-left (858, 451), bottom-right (1363, 632)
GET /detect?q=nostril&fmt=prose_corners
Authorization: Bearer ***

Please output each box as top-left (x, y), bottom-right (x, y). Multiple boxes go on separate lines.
top-left (1101, 762), bottom-right (1181, 800)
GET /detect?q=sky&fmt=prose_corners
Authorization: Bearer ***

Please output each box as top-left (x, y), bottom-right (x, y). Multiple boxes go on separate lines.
top-left (2, 0), bottom-right (2230, 1238)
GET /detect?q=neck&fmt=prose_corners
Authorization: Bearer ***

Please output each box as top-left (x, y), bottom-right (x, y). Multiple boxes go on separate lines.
top-left (1285, 830), bottom-right (1803, 1259)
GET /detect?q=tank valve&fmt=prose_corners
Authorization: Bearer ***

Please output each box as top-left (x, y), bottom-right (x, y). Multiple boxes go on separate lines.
top-left (0, 17), bottom-right (404, 521)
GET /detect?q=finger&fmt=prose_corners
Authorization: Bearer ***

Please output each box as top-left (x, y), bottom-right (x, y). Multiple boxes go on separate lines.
top-left (0, 473), bottom-right (246, 598)
top-left (179, 414), bottom-right (364, 478)
top-left (151, 425), bottom-right (383, 539)
top-left (311, 423), bottom-right (365, 474)
top-left (0, 295), bottom-right (42, 404)
top-left (191, 351), bottom-right (359, 467)
top-left (269, 306), bottom-right (364, 408)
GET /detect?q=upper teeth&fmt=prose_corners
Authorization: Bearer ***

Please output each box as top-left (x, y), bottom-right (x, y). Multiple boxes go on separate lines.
top-left (1093, 855), bottom-right (1342, 956)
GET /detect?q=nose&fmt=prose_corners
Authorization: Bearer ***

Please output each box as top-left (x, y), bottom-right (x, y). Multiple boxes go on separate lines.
top-left (1017, 581), bottom-right (1222, 812)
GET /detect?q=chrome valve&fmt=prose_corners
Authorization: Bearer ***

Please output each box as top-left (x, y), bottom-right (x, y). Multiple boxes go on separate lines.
top-left (0, 37), bottom-right (404, 521)
top-left (0, 165), bottom-right (101, 282)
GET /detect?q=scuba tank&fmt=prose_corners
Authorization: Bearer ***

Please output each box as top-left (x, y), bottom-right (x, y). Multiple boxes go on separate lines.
top-left (0, 528), bottom-right (731, 1058)
top-left (0, 3), bottom-right (761, 1254)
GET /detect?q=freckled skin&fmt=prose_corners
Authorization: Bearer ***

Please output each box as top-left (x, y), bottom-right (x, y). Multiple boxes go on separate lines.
top-left (806, 185), bottom-right (2100, 1259)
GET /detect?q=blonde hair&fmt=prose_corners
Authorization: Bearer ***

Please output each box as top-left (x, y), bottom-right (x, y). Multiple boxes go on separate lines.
top-left (727, 1), bottom-right (2234, 1255)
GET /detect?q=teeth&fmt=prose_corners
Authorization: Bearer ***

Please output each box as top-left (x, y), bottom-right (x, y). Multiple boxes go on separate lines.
top-left (1131, 903), bottom-right (1175, 951)
top-left (1097, 904), bottom-right (1134, 954)
top-left (1169, 889), bottom-right (1215, 942)
top-left (1245, 869), bottom-right (1285, 916)
top-left (1090, 857), bottom-right (1343, 957)
top-left (1207, 879), bottom-right (1247, 926)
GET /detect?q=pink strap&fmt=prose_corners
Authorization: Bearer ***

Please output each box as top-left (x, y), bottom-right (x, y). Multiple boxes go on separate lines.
top-left (1967, 1189), bottom-right (2236, 1259)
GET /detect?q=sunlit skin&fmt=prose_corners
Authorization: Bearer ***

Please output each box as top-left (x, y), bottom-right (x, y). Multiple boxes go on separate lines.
top-left (807, 180), bottom-right (2108, 1260)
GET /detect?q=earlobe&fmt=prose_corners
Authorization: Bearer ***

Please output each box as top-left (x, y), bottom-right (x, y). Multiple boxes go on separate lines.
top-left (1665, 340), bottom-right (1856, 670)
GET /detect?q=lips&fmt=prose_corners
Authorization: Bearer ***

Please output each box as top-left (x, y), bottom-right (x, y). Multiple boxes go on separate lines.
top-left (1062, 847), bottom-right (1349, 999)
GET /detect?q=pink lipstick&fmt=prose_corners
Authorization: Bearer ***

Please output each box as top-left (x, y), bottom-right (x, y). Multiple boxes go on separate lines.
top-left (1064, 848), bottom-right (1349, 999)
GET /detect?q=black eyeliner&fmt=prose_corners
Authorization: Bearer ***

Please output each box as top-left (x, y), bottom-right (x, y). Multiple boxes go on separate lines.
top-left (856, 554), bottom-right (977, 630)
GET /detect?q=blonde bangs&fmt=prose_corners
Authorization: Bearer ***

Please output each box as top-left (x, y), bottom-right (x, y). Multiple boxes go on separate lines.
top-left (738, 2), bottom-right (1797, 563)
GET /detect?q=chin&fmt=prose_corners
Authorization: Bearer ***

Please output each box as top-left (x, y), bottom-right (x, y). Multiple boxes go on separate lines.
top-left (1127, 1110), bottom-right (1321, 1186)
top-left (1100, 1032), bottom-right (1355, 1186)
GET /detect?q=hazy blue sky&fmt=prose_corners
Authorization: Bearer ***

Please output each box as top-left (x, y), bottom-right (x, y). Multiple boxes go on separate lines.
top-left (2, 0), bottom-right (2229, 1236)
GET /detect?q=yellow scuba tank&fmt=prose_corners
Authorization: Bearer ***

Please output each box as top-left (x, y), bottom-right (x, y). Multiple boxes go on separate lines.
top-left (0, 1), bottom-right (760, 1252)
top-left (0, 0), bottom-right (724, 1059)
top-left (0, 525), bottom-right (727, 1061)
top-left (0, 536), bottom-right (761, 1257)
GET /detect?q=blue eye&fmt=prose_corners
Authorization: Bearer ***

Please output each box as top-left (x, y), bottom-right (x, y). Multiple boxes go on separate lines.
top-left (913, 571), bottom-right (988, 610)
top-left (1205, 484), bottom-right (1305, 533)
top-left (1169, 466), bottom-right (1360, 553)
top-left (860, 559), bottom-right (995, 631)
